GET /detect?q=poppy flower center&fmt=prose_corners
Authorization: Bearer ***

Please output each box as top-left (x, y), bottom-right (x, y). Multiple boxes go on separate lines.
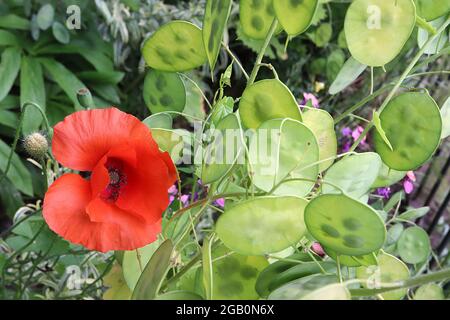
top-left (100, 158), bottom-right (127, 203)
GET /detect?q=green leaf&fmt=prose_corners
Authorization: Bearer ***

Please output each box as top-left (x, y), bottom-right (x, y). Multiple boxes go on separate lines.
top-left (274, 0), bottom-right (319, 36)
top-left (371, 162), bottom-right (406, 188)
top-left (0, 139), bottom-right (33, 196)
top-left (122, 239), bottom-right (162, 291)
top-left (216, 196), bottom-right (308, 255)
top-left (203, 0), bottom-right (232, 71)
top-left (414, 0), bottom-right (450, 21)
top-left (307, 23), bottom-right (332, 47)
top-left (208, 245), bottom-right (269, 299)
top-left (302, 108), bottom-right (337, 172)
top-left (305, 194), bottom-right (386, 256)
top-left (260, 260), bottom-right (336, 297)
top-left (77, 71), bottom-right (124, 85)
top-left (149, 128), bottom-right (186, 163)
top-left (397, 226), bottom-right (431, 264)
top-left (0, 29), bottom-right (20, 47)
top-left (414, 283), bottom-right (445, 300)
top-left (0, 109), bottom-right (18, 128)
top-left (239, 79), bottom-right (302, 129)
top-left (356, 252), bottom-right (409, 300)
top-left (142, 21), bottom-right (207, 72)
top-left (268, 274), bottom-right (347, 300)
top-left (326, 49), bottom-right (346, 82)
top-left (255, 253), bottom-right (314, 297)
top-left (90, 83), bottom-right (120, 104)
top-left (35, 43), bottom-right (114, 71)
top-left (417, 17), bottom-right (447, 55)
top-left (201, 113), bottom-right (243, 184)
top-left (143, 70), bottom-right (186, 114)
top-left (131, 240), bottom-right (173, 300)
top-left (373, 111), bottom-right (393, 151)
top-left (210, 96), bottom-right (234, 125)
top-left (143, 113), bottom-right (173, 129)
top-left (385, 223), bottom-right (404, 246)
top-left (239, 0), bottom-right (283, 40)
top-left (374, 92), bottom-right (441, 171)
top-left (52, 21), bottom-right (70, 44)
top-left (0, 47), bottom-right (21, 102)
top-left (39, 58), bottom-right (86, 110)
top-left (249, 118), bottom-right (319, 197)
top-left (20, 56), bottom-right (46, 134)
top-left (220, 63), bottom-right (233, 89)
top-left (345, 0), bottom-right (416, 66)
top-left (323, 153), bottom-right (382, 199)
top-left (396, 207), bottom-right (430, 222)
top-left (36, 4), bottom-right (55, 30)
top-left (202, 234), bottom-right (214, 300)
top-left (0, 178), bottom-right (24, 218)
top-left (0, 14), bottom-right (30, 30)
top-left (0, 95), bottom-right (20, 110)
top-left (384, 191), bottom-right (403, 212)
top-left (329, 57), bottom-right (366, 95)
top-left (103, 263), bottom-right (132, 300)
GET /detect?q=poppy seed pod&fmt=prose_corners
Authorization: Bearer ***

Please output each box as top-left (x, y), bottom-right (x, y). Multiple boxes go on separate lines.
top-left (23, 132), bottom-right (48, 160)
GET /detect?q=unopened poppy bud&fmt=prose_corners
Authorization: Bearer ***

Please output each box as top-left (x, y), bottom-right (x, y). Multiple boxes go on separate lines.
top-left (23, 132), bottom-right (48, 160)
top-left (77, 88), bottom-right (96, 110)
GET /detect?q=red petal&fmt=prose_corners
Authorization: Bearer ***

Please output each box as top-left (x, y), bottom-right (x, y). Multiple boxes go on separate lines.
top-left (115, 141), bottom-right (177, 224)
top-left (43, 174), bottom-right (161, 252)
top-left (52, 108), bottom-right (157, 171)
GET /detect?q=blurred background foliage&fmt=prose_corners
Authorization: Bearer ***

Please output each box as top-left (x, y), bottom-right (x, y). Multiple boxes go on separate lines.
top-left (0, 0), bottom-right (448, 299)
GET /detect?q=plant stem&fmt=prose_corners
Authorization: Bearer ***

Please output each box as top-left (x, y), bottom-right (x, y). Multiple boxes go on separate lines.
top-left (350, 268), bottom-right (450, 297)
top-left (247, 19), bottom-right (278, 86)
top-left (222, 43), bottom-right (249, 80)
top-left (379, 17), bottom-right (449, 114)
top-left (416, 15), bottom-right (437, 35)
top-left (178, 73), bottom-right (213, 109)
top-left (334, 85), bottom-right (392, 124)
top-left (135, 249), bottom-right (143, 273)
top-left (168, 192), bottom-right (262, 223)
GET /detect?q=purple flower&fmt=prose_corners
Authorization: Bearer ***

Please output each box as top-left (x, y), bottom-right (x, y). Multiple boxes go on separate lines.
top-left (403, 171), bottom-right (416, 194)
top-left (311, 242), bottom-right (325, 256)
top-left (377, 187), bottom-right (391, 199)
top-left (214, 198), bottom-right (225, 208)
top-left (341, 127), bottom-right (352, 137)
top-left (180, 194), bottom-right (190, 205)
top-left (341, 141), bottom-right (351, 153)
top-left (168, 184), bottom-right (178, 194)
top-left (302, 93), bottom-right (320, 108)
top-left (352, 126), bottom-right (367, 144)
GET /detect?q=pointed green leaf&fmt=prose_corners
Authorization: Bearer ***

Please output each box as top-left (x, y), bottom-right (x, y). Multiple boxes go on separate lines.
top-left (203, 0), bottom-right (232, 71)
top-left (329, 57), bottom-right (366, 94)
top-left (0, 139), bottom-right (33, 196)
top-left (131, 240), bottom-right (173, 300)
top-left (39, 58), bottom-right (85, 110)
top-left (20, 56), bottom-right (46, 134)
top-left (0, 47), bottom-right (21, 101)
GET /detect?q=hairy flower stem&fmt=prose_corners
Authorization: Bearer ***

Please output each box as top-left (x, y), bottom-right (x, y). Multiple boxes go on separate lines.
top-left (247, 19), bottom-right (278, 86)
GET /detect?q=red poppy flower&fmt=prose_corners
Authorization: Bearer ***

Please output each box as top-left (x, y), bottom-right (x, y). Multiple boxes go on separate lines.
top-left (43, 108), bottom-right (176, 252)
